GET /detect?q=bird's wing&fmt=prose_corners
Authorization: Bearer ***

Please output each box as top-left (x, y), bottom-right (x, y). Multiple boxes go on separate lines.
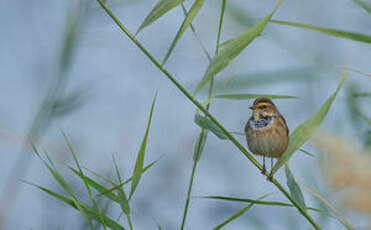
top-left (280, 114), bottom-right (289, 135)
top-left (244, 118), bottom-right (252, 133)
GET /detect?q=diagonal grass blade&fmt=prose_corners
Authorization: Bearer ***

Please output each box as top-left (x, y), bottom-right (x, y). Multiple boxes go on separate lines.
top-left (26, 181), bottom-right (126, 230)
top-left (285, 165), bottom-right (306, 209)
top-left (214, 94), bottom-right (296, 100)
top-left (136, 0), bottom-right (184, 35)
top-left (162, 0), bottom-right (206, 65)
top-left (270, 20), bottom-right (371, 44)
top-left (129, 95), bottom-right (156, 199)
top-left (271, 69), bottom-right (346, 174)
top-left (193, 0), bottom-right (282, 95)
top-left (194, 114), bottom-right (228, 140)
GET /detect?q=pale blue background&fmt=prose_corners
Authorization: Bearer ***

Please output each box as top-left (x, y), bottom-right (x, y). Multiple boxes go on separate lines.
top-left (0, 0), bottom-right (370, 229)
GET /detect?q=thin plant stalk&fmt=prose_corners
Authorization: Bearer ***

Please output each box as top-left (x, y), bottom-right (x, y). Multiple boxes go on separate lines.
top-left (181, 4), bottom-right (212, 62)
top-left (127, 215), bottom-right (134, 230)
top-left (64, 133), bottom-right (108, 230)
top-left (180, 154), bottom-right (200, 230)
top-left (180, 1), bottom-right (225, 229)
top-left (296, 178), bottom-right (355, 230)
top-left (215, 0), bottom-right (226, 56)
top-left (95, 1), bottom-right (321, 229)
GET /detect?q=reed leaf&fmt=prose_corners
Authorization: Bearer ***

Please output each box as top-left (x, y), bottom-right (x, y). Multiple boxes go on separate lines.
top-left (26, 182), bottom-right (126, 230)
top-left (270, 20), bottom-right (371, 44)
top-left (136, 0), bottom-right (184, 35)
top-left (353, 0), bottom-right (371, 14)
top-left (352, 92), bottom-right (371, 97)
top-left (97, 159), bottom-right (159, 197)
top-left (200, 195), bottom-right (351, 228)
top-left (32, 146), bottom-right (94, 229)
top-left (64, 133), bottom-right (107, 229)
top-left (214, 94), bottom-right (296, 100)
top-left (297, 179), bottom-right (355, 230)
top-left (193, 0), bottom-right (282, 95)
top-left (112, 155), bottom-right (130, 215)
top-left (162, 0), bottom-right (206, 65)
top-left (193, 129), bottom-right (208, 161)
top-left (214, 204), bottom-right (254, 230)
top-left (211, 67), bottom-right (318, 93)
top-left (285, 165), bottom-right (306, 209)
top-left (299, 148), bottom-right (316, 158)
top-left (213, 194), bottom-right (267, 230)
top-left (70, 167), bottom-right (121, 203)
top-left (199, 195), bottom-right (292, 207)
top-left (271, 69), bottom-right (346, 174)
top-left (194, 114), bottom-right (228, 140)
top-left (129, 95), bottom-right (156, 199)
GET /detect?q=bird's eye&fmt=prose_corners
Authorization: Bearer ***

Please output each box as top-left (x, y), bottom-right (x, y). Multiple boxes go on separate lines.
top-left (262, 105), bottom-right (267, 109)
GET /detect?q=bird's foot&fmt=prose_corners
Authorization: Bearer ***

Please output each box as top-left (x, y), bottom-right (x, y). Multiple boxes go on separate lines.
top-left (261, 165), bottom-right (267, 175)
top-left (266, 171), bottom-right (274, 182)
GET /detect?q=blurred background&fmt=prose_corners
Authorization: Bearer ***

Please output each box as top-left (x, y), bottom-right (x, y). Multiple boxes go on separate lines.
top-left (0, 0), bottom-right (370, 229)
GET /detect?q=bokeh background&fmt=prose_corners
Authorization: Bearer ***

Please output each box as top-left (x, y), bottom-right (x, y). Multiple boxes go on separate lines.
top-left (0, 0), bottom-right (370, 229)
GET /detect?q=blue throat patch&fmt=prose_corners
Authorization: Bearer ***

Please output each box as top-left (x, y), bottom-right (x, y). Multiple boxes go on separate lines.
top-left (253, 118), bottom-right (272, 128)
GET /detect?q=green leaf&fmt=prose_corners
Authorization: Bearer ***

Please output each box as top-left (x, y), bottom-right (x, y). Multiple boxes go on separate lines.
top-left (214, 204), bottom-right (254, 230)
top-left (285, 165), bottom-right (306, 209)
top-left (136, 0), bottom-right (184, 35)
top-left (199, 195), bottom-right (291, 207)
top-left (69, 167), bottom-right (122, 203)
top-left (218, 39), bottom-right (234, 50)
top-left (211, 67), bottom-right (319, 93)
top-left (200, 195), bottom-right (350, 228)
top-left (224, 2), bottom-right (255, 27)
top-left (180, 3), bottom-right (212, 62)
top-left (26, 182), bottom-right (126, 230)
top-left (215, 0), bottom-right (227, 55)
top-left (352, 92), bottom-right (371, 98)
top-left (193, 0), bottom-right (282, 95)
top-left (97, 159), bottom-right (159, 197)
top-left (112, 155), bottom-right (130, 215)
top-left (153, 218), bottom-right (162, 230)
top-left (214, 94), bottom-right (296, 100)
top-left (52, 88), bottom-right (86, 117)
top-left (129, 95), bottom-right (156, 199)
top-left (299, 148), bottom-right (315, 158)
top-left (271, 69), bottom-right (346, 174)
top-left (32, 146), bottom-right (94, 229)
top-left (270, 20), bottom-right (371, 44)
top-left (194, 114), bottom-right (228, 140)
top-left (298, 179), bottom-right (355, 230)
top-left (353, 0), bottom-right (371, 14)
top-left (59, 1), bottom-right (83, 74)
top-left (213, 194), bottom-right (267, 230)
top-left (162, 0), bottom-right (206, 65)
top-left (63, 133), bottom-right (108, 230)
top-left (346, 85), bottom-right (371, 126)
top-left (193, 129), bottom-right (208, 161)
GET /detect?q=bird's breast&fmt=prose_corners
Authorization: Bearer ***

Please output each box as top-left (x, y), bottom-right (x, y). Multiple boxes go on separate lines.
top-left (245, 117), bottom-right (289, 158)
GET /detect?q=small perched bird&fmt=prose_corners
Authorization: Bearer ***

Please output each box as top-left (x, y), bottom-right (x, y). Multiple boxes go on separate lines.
top-left (245, 97), bottom-right (289, 180)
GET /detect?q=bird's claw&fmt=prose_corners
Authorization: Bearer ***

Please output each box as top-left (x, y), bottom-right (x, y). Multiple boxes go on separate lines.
top-left (267, 171), bottom-right (274, 182)
top-left (261, 165), bottom-right (267, 175)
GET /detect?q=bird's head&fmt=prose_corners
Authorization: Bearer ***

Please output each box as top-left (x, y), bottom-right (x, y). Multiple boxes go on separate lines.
top-left (250, 97), bottom-right (278, 119)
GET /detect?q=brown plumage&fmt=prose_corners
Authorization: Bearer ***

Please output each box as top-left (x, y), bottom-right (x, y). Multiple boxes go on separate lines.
top-left (245, 97), bottom-right (289, 178)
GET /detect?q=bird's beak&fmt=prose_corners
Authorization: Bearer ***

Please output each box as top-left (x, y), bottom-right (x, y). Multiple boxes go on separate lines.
top-left (249, 106), bottom-right (254, 110)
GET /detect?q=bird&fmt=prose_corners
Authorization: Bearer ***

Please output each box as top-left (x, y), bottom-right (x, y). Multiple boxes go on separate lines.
top-left (245, 97), bottom-right (289, 180)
